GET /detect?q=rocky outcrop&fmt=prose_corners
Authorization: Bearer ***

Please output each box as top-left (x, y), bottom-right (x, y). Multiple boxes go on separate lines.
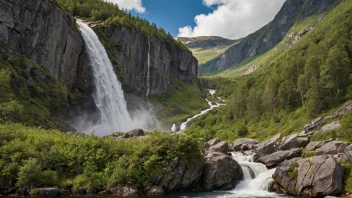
top-left (151, 156), bottom-right (204, 192)
top-left (229, 138), bottom-right (259, 151)
top-left (319, 121), bottom-right (341, 134)
top-left (110, 185), bottom-right (138, 196)
top-left (0, 0), bottom-right (92, 92)
top-left (29, 187), bottom-right (59, 198)
top-left (273, 156), bottom-right (344, 197)
top-left (257, 149), bottom-right (302, 168)
top-left (144, 186), bottom-right (164, 196)
top-left (208, 141), bottom-right (229, 154)
top-left (280, 134), bottom-right (310, 150)
top-left (200, 0), bottom-right (339, 74)
top-left (305, 140), bottom-right (331, 152)
top-left (315, 141), bottom-right (349, 155)
top-left (179, 36), bottom-right (235, 49)
top-left (254, 133), bottom-right (281, 161)
top-left (202, 153), bottom-right (242, 190)
top-left (95, 24), bottom-right (198, 96)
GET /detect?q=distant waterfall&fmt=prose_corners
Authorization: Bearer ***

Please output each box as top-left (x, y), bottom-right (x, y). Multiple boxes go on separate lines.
top-left (146, 36), bottom-right (151, 96)
top-left (77, 21), bottom-right (134, 134)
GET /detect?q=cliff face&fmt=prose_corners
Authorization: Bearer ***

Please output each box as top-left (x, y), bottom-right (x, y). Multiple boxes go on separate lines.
top-left (201, 0), bottom-right (340, 74)
top-left (0, 0), bottom-right (92, 93)
top-left (96, 25), bottom-right (198, 96)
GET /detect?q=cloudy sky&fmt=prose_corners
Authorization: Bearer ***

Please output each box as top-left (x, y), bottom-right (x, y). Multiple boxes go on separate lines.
top-left (106, 0), bottom-right (286, 39)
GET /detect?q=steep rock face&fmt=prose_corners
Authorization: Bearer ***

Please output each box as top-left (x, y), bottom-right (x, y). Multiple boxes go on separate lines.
top-left (179, 36), bottom-right (235, 49)
top-left (201, 0), bottom-right (339, 73)
top-left (96, 25), bottom-right (198, 96)
top-left (0, 0), bottom-right (92, 92)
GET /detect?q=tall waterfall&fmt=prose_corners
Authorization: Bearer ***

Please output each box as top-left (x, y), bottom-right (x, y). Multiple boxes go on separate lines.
top-left (77, 21), bottom-right (134, 133)
top-left (146, 36), bottom-right (151, 96)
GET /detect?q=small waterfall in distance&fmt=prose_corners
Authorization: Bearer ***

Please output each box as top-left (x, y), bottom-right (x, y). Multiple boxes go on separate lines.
top-left (146, 36), bottom-right (151, 96)
top-left (76, 21), bottom-right (160, 135)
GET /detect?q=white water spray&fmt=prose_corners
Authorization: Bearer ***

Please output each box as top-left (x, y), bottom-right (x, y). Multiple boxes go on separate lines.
top-left (146, 36), bottom-right (151, 96)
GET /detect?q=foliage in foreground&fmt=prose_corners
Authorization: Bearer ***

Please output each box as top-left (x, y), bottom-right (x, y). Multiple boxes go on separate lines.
top-left (0, 124), bottom-right (202, 190)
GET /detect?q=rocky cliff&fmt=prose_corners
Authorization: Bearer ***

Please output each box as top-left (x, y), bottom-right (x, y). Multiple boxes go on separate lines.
top-left (201, 0), bottom-right (340, 74)
top-left (0, 0), bottom-right (93, 93)
top-left (95, 25), bottom-right (198, 96)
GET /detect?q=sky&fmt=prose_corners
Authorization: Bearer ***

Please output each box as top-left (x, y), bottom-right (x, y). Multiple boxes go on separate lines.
top-left (105, 0), bottom-right (286, 40)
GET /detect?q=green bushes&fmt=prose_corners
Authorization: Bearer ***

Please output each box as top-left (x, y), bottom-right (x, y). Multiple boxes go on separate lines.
top-left (0, 123), bottom-right (202, 190)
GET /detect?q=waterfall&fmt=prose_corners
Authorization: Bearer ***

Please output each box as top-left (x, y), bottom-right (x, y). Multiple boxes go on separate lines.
top-left (230, 152), bottom-right (282, 197)
top-left (146, 36), bottom-right (151, 96)
top-left (77, 21), bottom-right (134, 134)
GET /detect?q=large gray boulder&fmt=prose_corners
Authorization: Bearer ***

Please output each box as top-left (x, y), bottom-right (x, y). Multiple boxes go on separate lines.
top-left (207, 138), bottom-right (221, 146)
top-left (127, 129), bottom-right (145, 137)
top-left (280, 134), bottom-right (309, 150)
top-left (144, 186), bottom-right (164, 195)
top-left (110, 185), bottom-right (138, 196)
top-left (208, 141), bottom-right (229, 153)
top-left (229, 138), bottom-right (259, 151)
top-left (305, 140), bottom-right (331, 152)
top-left (319, 121), bottom-right (341, 134)
top-left (254, 133), bottom-right (281, 161)
top-left (273, 156), bottom-right (344, 197)
top-left (151, 156), bottom-right (204, 192)
top-left (257, 149), bottom-right (302, 168)
top-left (315, 141), bottom-right (349, 155)
top-left (202, 153), bottom-right (242, 190)
top-left (29, 187), bottom-right (59, 198)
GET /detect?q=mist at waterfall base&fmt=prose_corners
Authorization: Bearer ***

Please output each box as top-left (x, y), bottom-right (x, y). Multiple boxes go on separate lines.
top-left (74, 21), bottom-right (161, 136)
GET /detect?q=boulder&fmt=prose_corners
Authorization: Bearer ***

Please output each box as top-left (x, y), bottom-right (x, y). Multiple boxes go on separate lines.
top-left (208, 141), bottom-right (228, 153)
top-left (151, 156), bottom-right (204, 192)
top-left (29, 187), bottom-right (59, 198)
top-left (319, 121), bottom-right (341, 134)
top-left (305, 140), bottom-right (331, 152)
top-left (273, 156), bottom-right (344, 197)
top-left (254, 133), bottom-right (281, 161)
top-left (229, 138), bottom-right (259, 151)
top-left (342, 151), bottom-right (352, 164)
top-left (75, 187), bottom-right (86, 194)
top-left (127, 129), bottom-right (145, 137)
top-left (144, 186), bottom-right (164, 195)
top-left (110, 185), bottom-right (138, 196)
top-left (345, 145), bottom-right (352, 152)
top-left (315, 141), bottom-right (349, 155)
top-left (280, 134), bottom-right (310, 150)
top-left (304, 117), bottom-right (324, 133)
top-left (207, 138), bottom-right (221, 146)
top-left (202, 153), bottom-right (242, 190)
top-left (257, 149), bottom-right (302, 168)
top-left (324, 100), bottom-right (352, 120)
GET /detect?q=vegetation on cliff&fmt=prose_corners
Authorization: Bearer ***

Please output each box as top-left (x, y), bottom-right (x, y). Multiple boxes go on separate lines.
top-left (57, 0), bottom-right (186, 49)
top-left (185, 0), bottom-right (352, 142)
top-left (0, 123), bottom-right (202, 190)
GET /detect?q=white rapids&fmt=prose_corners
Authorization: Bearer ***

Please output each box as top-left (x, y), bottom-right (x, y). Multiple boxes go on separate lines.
top-left (171, 89), bottom-right (225, 132)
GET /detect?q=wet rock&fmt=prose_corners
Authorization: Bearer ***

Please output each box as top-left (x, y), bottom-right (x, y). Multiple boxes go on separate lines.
top-left (254, 133), bottom-right (281, 161)
top-left (127, 129), bottom-right (144, 137)
top-left (257, 149), bottom-right (302, 168)
top-left (319, 121), bottom-right (341, 134)
top-left (280, 134), bottom-right (310, 150)
top-left (144, 186), bottom-right (164, 195)
top-left (29, 187), bottom-right (59, 198)
top-left (203, 153), bottom-right (242, 190)
top-left (110, 185), bottom-right (138, 196)
top-left (316, 141), bottom-right (349, 155)
top-left (229, 138), bottom-right (259, 151)
top-left (87, 188), bottom-right (98, 194)
top-left (273, 156), bottom-right (344, 197)
top-left (207, 138), bottom-right (221, 146)
top-left (208, 141), bottom-right (228, 154)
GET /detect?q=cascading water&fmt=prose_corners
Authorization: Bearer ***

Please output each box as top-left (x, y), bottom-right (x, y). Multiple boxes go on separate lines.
top-left (77, 21), bottom-right (134, 133)
top-left (146, 36), bottom-right (151, 96)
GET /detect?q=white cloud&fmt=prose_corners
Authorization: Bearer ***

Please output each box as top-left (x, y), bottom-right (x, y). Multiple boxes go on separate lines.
top-left (105, 0), bottom-right (146, 13)
top-left (178, 0), bottom-right (286, 39)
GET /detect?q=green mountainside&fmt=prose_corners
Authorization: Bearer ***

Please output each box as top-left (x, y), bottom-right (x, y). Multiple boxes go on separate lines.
top-left (185, 0), bottom-right (352, 142)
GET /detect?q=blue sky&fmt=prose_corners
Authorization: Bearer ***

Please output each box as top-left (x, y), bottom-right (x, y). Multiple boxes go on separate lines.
top-left (133, 0), bottom-right (212, 37)
top-left (108, 0), bottom-right (286, 39)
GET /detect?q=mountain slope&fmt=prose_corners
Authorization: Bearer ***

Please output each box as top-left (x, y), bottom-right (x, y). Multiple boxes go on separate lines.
top-left (178, 36), bottom-right (237, 66)
top-left (199, 0), bottom-right (340, 74)
top-left (185, 0), bottom-right (352, 142)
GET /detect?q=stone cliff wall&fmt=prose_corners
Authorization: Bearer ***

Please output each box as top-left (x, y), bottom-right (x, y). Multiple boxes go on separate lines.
top-left (0, 0), bottom-right (92, 93)
top-left (96, 25), bottom-right (198, 96)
